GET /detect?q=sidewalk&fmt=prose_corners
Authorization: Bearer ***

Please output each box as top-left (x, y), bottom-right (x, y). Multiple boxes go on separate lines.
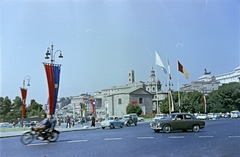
top-left (0, 122), bottom-right (101, 138)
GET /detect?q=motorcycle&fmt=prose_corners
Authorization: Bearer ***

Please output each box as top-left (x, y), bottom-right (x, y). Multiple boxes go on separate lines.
top-left (124, 117), bottom-right (137, 126)
top-left (20, 127), bottom-right (60, 145)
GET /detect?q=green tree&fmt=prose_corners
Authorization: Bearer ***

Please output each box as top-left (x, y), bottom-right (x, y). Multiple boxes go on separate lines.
top-left (26, 99), bottom-right (45, 117)
top-left (126, 104), bottom-right (142, 116)
top-left (208, 82), bottom-right (240, 112)
top-left (0, 97), bottom-right (13, 122)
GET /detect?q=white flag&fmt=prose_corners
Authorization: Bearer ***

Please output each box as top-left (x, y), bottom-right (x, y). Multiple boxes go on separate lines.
top-left (155, 51), bottom-right (167, 74)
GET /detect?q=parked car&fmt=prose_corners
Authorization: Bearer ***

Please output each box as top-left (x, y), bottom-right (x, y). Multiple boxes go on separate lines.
top-left (230, 110), bottom-right (240, 118)
top-left (196, 114), bottom-right (208, 120)
top-left (152, 114), bottom-right (168, 121)
top-left (150, 113), bottom-right (205, 133)
top-left (208, 113), bottom-right (220, 119)
top-left (138, 117), bottom-right (144, 122)
top-left (0, 123), bottom-right (13, 128)
top-left (122, 113), bottom-right (138, 126)
top-left (100, 116), bottom-right (124, 129)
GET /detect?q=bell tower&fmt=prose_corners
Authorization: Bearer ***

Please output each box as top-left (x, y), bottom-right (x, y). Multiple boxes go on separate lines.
top-left (128, 69), bottom-right (135, 84)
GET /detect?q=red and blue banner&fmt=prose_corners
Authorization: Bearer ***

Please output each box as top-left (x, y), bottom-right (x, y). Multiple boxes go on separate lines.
top-left (20, 88), bottom-right (27, 118)
top-left (43, 63), bottom-right (61, 115)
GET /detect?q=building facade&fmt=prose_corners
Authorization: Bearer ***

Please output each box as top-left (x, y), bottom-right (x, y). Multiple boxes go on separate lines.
top-left (180, 66), bottom-right (240, 93)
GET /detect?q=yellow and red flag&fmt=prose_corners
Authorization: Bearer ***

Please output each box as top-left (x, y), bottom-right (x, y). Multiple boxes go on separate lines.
top-left (178, 61), bottom-right (189, 79)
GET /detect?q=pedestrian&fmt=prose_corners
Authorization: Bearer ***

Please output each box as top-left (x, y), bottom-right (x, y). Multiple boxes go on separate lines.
top-left (66, 116), bottom-right (71, 128)
top-left (80, 118), bottom-right (84, 127)
top-left (91, 116), bottom-right (95, 127)
top-left (72, 118), bottom-right (75, 127)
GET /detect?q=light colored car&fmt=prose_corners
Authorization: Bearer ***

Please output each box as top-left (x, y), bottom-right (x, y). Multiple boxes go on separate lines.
top-left (100, 116), bottom-right (124, 129)
top-left (152, 114), bottom-right (167, 122)
top-left (196, 114), bottom-right (208, 120)
top-left (0, 123), bottom-right (13, 128)
top-left (230, 110), bottom-right (240, 118)
top-left (138, 117), bottom-right (144, 122)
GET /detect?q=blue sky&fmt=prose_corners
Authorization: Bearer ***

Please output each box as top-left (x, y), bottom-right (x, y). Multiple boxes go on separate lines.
top-left (0, 0), bottom-right (239, 105)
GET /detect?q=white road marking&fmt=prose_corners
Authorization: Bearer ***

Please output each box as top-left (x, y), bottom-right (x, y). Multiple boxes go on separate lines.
top-left (104, 138), bottom-right (122, 141)
top-left (137, 137), bottom-right (154, 139)
top-left (199, 136), bottom-right (214, 138)
top-left (228, 136), bottom-right (240, 138)
top-left (28, 143), bottom-right (48, 146)
top-left (67, 140), bottom-right (88, 143)
top-left (168, 136), bottom-right (185, 139)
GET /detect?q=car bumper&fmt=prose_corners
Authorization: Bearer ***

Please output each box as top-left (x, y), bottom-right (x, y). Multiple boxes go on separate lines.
top-left (150, 123), bottom-right (162, 130)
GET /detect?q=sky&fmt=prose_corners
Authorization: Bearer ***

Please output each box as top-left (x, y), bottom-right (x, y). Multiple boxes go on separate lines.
top-left (0, 0), bottom-right (239, 105)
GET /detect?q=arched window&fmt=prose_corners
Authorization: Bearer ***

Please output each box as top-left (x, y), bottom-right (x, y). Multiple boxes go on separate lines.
top-left (118, 98), bottom-right (122, 104)
top-left (139, 97), bottom-right (143, 104)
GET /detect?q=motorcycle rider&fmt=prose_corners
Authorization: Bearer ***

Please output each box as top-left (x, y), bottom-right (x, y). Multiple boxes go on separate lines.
top-left (34, 113), bottom-right (51, 140)
top-left (48, 114), bottom-right (59, 140)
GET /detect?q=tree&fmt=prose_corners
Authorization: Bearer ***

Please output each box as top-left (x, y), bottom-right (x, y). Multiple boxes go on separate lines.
top-left (0, 97), bottom-right (13, 122)
top-left (26, 99), bottom-right (45, 117)
top-left (208, 82), bottom-right (240, 112)
top-left (126, 104), bottom-right (142, 116)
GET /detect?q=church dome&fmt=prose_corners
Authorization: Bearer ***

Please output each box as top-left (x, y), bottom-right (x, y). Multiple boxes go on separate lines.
top-left (146, 68), bottom-right (160, 85)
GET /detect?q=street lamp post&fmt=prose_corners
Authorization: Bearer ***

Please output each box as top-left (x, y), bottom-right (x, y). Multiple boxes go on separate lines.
top-left (20, 75), bottom-right (31, 127)
top-left (43, 44), bottom-right (63, 115)
top-left (45, 44), bottom-right (63, 64)
top-left (23, 76), bottom-right (31, 88)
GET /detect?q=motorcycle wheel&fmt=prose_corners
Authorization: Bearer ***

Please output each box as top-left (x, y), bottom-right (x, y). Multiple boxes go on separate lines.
top-left (20, 131), bottom-right (34, 145)
top-left (47, 131), bottom-right (59, 142)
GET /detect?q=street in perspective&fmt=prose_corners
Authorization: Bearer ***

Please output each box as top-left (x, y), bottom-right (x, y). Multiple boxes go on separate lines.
top-left (1, 117), bottom-right (240, 157)
top-left (1, 1), bottom-right (240, 157)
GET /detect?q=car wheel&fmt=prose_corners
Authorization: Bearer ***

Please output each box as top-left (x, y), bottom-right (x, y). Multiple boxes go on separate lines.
top-left (102, 127), bottom-right (105, 129)
top-left (192, 125), bottom-right (200, 132)
top-left (110, 124), bottom-right (114, 129)
top-left (163, 124), bottom-right (171, 133)
top-left (154, 129), bottom-right (160, 133)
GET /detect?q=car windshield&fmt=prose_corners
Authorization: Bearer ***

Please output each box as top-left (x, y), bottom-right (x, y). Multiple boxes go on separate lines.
top-left (165, 114), bottom-right (176, 119)
top-left (107, 117), bottom-right (114, 120)
top-left (155, 114), bottom-right (167, 118)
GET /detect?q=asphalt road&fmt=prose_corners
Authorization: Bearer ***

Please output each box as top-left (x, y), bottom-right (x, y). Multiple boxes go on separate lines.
top-left (0, 119), bottom-right (240, 157)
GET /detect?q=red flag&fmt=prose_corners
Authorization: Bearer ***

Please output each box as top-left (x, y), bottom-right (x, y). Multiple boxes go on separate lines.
top-left (44, 63), bottom-right (55, 114)
top-left (178, 61), bottom-right (189, 79)
top-left (20, 88), bottom-right (27, 118)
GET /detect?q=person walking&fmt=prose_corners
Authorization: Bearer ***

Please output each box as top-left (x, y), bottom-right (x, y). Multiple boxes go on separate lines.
top-left (80, 117), bottom-right (84, 127)
top-left (66, 116), bottom-right (71, 128)
top-left (72, 118), bottom-right (75, 127)
top-left (91, 116), bottom-right (95, 127)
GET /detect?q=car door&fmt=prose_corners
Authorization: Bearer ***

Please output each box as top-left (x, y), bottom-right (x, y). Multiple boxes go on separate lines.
top-left (184, 114), bottom-right (194, 129)
top-left (171, 114), bottom-right (186, 130)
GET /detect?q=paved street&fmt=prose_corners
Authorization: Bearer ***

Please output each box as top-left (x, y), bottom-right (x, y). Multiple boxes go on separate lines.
top-left (0, 119), bottom-right (240, 157)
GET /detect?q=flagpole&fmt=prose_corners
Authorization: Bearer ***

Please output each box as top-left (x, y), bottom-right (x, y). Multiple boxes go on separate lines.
top-left (155, 64), bottom-right (159, 114)
top-left (177, 60), bottom-right (181, 113)
top-left (166, 54), bottom-right (171, 114)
